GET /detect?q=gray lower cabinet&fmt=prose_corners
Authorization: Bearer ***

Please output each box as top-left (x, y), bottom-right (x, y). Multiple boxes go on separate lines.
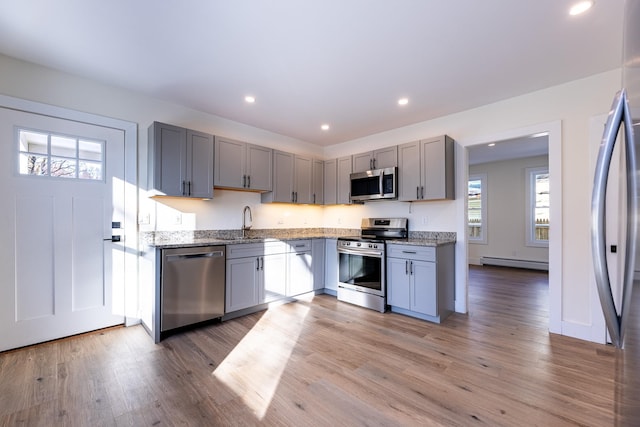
top-left (226, 240), bottom-right (319, 314)
top-left (386, 243), bottom-right (455, 323)
top-left (287, 240), bottom-right (313, 296)
top-left (312, 239), bottom-right (325, 291)
top-left (324, 238), bottom-right (338, 294)
top-left (225, 241), bottom-right (287, 313)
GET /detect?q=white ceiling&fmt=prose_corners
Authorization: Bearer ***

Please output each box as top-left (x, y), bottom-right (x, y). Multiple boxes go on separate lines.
top-left (0, 1), bottom-right (624, 146)
top-left (467, 134), bottom-right (549, 165)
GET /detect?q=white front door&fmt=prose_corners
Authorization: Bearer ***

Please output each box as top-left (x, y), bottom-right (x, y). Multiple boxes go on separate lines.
top-left (0, 108), bottom-right (125, 351)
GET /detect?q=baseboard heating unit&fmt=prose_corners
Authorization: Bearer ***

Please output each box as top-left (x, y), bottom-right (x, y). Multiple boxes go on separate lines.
top-left (480, 256), bottom-right (549, 271)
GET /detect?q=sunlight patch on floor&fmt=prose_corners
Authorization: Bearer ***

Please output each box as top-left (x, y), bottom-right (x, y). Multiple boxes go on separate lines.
top-left (212, 303), bottom-right (310, 419)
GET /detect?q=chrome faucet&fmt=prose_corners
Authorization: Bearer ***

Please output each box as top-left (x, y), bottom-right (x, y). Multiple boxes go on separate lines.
top-left (242, 205), bottom-right (252, 238)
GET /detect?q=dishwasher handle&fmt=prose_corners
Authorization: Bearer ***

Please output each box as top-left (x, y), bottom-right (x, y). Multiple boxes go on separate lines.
top-left (165, 251), bottom-right (224, 261)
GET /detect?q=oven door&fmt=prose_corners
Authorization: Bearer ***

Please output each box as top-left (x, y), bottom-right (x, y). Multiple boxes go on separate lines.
top-left (337, 246), bottom-right (385, 297)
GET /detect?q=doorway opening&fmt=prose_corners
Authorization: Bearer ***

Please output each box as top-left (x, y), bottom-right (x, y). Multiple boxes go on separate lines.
top-left (460, 121), bottom-right (561, 334)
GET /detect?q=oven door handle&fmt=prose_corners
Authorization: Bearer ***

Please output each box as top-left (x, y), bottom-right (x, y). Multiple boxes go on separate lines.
top-left (338, 248), bottom-right (384, 257)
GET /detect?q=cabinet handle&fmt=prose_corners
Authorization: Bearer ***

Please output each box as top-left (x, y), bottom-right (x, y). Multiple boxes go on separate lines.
top-left (313, 193), bottom-right (316, 204)
top-left (416, 186), bottom-right (420, 199)
top-left (188, 181), bottom-right (192, 196)
top-left (260, 257), bottom-right (264, 270)
top-left (247, 175), bottom-right (251, 188)
top-left (405, 260), bottom-right (409, 275)
top-left (410, 261), bottom-right (414, 275)
top-left (182, 180), bottom-right (186, 196)
top-left (256, 258), bottom-right (260, 271)
top-left (295, 192), bottom-right (298, 203)
top-left (243, 175), bottom-right (246, 188)
top-left (372, 158), bottom-right (376, 169)
top-left (421, 186), bottom-right (424, 199)
top-left (402, 250), bottom-right (417, 254)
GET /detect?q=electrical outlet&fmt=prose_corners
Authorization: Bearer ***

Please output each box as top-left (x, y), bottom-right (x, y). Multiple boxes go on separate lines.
top-left (173, 213), bottom-right (182, 225)
top-left (278, 218), bottom-right (284, 225)
top-left (138, 213), bottom-right (150, 225)
top-left (422, 216), bottom-right (428, 225)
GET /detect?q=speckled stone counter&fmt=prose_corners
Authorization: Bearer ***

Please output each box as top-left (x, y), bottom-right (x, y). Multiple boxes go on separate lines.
top-left (141, 229), bottom-right (456, 249)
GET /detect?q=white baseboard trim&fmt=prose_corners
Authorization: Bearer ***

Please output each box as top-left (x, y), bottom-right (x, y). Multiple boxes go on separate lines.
top-left (560, 320), bottom-right (606, 344)
top-left (480, 256), bottom-right (549, 271)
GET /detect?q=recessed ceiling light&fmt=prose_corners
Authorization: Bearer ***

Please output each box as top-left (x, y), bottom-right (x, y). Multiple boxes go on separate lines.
top-left (488, 143), bottom-right (496, 147)
top-left (569, 1), bottom-right (594, 16)
top-left (321, 124), bottom-right (330, 131)
top-left (398, 98), bottom-right (409, 106)
top-left (244, 95), bottom-right (256, 103)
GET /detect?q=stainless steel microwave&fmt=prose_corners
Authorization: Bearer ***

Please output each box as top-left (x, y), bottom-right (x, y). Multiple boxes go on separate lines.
top-left (350, 167), bottom-right (397, 202)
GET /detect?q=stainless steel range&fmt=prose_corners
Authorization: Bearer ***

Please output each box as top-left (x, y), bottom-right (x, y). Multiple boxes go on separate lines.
top-left (337, 218), bottom-right (408, 312)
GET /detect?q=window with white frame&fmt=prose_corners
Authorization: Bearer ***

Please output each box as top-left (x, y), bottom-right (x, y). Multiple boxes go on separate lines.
top-left (526, 166), bottom-right (549, 247)
top-left (17, 129), bottom-right (104, 181)
top-left (468, 174), bottom-right (487, 243)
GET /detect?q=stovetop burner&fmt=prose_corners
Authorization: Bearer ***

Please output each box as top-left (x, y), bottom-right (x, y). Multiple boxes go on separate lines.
top-left (338, 218), bottom-right (409, 243)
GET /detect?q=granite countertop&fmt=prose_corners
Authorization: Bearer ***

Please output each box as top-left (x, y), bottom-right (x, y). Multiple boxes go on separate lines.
top-left (142, 228), bottom-right (456, 249)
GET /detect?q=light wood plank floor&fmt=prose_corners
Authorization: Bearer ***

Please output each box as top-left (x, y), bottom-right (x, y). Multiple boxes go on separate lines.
top-left (0, 266), bottom-right (635, 426)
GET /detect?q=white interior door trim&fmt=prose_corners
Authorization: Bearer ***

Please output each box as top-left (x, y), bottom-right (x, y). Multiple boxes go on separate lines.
top-left (456, 120), bottom-right (562, 335)
top-left (0, 94), bottom-right (139, 326)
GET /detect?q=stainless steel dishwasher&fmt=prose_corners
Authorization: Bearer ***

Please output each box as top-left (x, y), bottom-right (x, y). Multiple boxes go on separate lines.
top-left (161, 246), bottom-right (225, 333)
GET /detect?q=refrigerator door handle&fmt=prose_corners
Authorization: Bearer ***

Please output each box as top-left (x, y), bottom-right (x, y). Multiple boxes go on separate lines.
top-left (591, 89), bottom-right (637, 348)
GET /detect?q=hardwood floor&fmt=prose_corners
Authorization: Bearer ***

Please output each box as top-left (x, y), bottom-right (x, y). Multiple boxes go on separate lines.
top-left (0, 266), bottom-right (632, 426)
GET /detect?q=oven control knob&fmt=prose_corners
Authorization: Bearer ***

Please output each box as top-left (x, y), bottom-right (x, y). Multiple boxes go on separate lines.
top-left (368, 244), bottom-right (373, 248)
top-left (356, 242), bottom-right (361, 247)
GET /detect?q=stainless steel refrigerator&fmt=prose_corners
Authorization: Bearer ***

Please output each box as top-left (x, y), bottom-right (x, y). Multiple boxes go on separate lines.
top-left (591, 0), bottom-right (640, 423)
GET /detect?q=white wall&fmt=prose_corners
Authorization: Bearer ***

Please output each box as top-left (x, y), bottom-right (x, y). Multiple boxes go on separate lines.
top-left (468, 155), bottom-right (549, 265)
top-left (0, 53), bottom-right (621, 342)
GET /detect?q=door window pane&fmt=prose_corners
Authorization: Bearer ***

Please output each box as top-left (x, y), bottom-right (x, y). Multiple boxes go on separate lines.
top-left (17, 129), bottom-right (104, 181)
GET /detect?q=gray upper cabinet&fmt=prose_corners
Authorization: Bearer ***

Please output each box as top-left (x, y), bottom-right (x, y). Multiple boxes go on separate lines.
top-left (323, 159), bottom-right (337, 205)
top-left (312, 159), bottom-right (324, 205)
top-left (294, 154), bottom-right (313, 204)
top-left (262, 150), bottom-right (313, 204)
top-left (398, 135), bottom-right (455, 201)
top-left (148, 121), bottom-right (214, 198)
top-left (352, 146), bottom-right (398, 173)
top-left (337, 155), bottom-right (352, 204)
top-left (214, 137), bottom-right (272, 192)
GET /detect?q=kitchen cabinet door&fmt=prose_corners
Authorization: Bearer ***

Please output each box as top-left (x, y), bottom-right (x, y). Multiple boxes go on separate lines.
top-left (387, 257), bottom-right (411, 310)
top-left (287, 250), bottom-right (313, 296)
top-left (149, 122), bottom-right (187, 197)
top-left (352, 152), bottom-right (374, 173)
top-left (324, 239), bottom-right (338, 292)
top-left (336, 155), bottom-right (352, 204)
top-left (246, 143), bottom-right (272, 191)
top-left (352, 147), bottom-right (398, 173)
top-left (411, 260), bottom-right (437, 316)
top-left (186, 130), bottom-right (214, 198)
top-left (323, 159), bottom-right (337, 205)
top-left (267, 150), bottom-right (295, 202)
top-left (397, 140), bottom-right (421, 201)
top-left (226, 257), bottom-right (260, 312)
top-left (262, 253), bottom-right (287, 303)
top-left (294, 154), bottom-right (313, 204)
top-left (149, 122), bottom-right (213, 198)
top-left (312, 239), bottom-right (325, 290)
top-left (214, 136), bottom-right (245, 189)
top-left (373, 146), bottom-right (398, 170)
top-left (312, 159), bottom-right (324, 205)
top-left (421, 135), bottom-right (455, 200)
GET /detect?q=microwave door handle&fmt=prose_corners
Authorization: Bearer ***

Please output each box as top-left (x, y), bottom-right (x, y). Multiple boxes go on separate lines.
top-left (379, 172), bottom-right (384, 197)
